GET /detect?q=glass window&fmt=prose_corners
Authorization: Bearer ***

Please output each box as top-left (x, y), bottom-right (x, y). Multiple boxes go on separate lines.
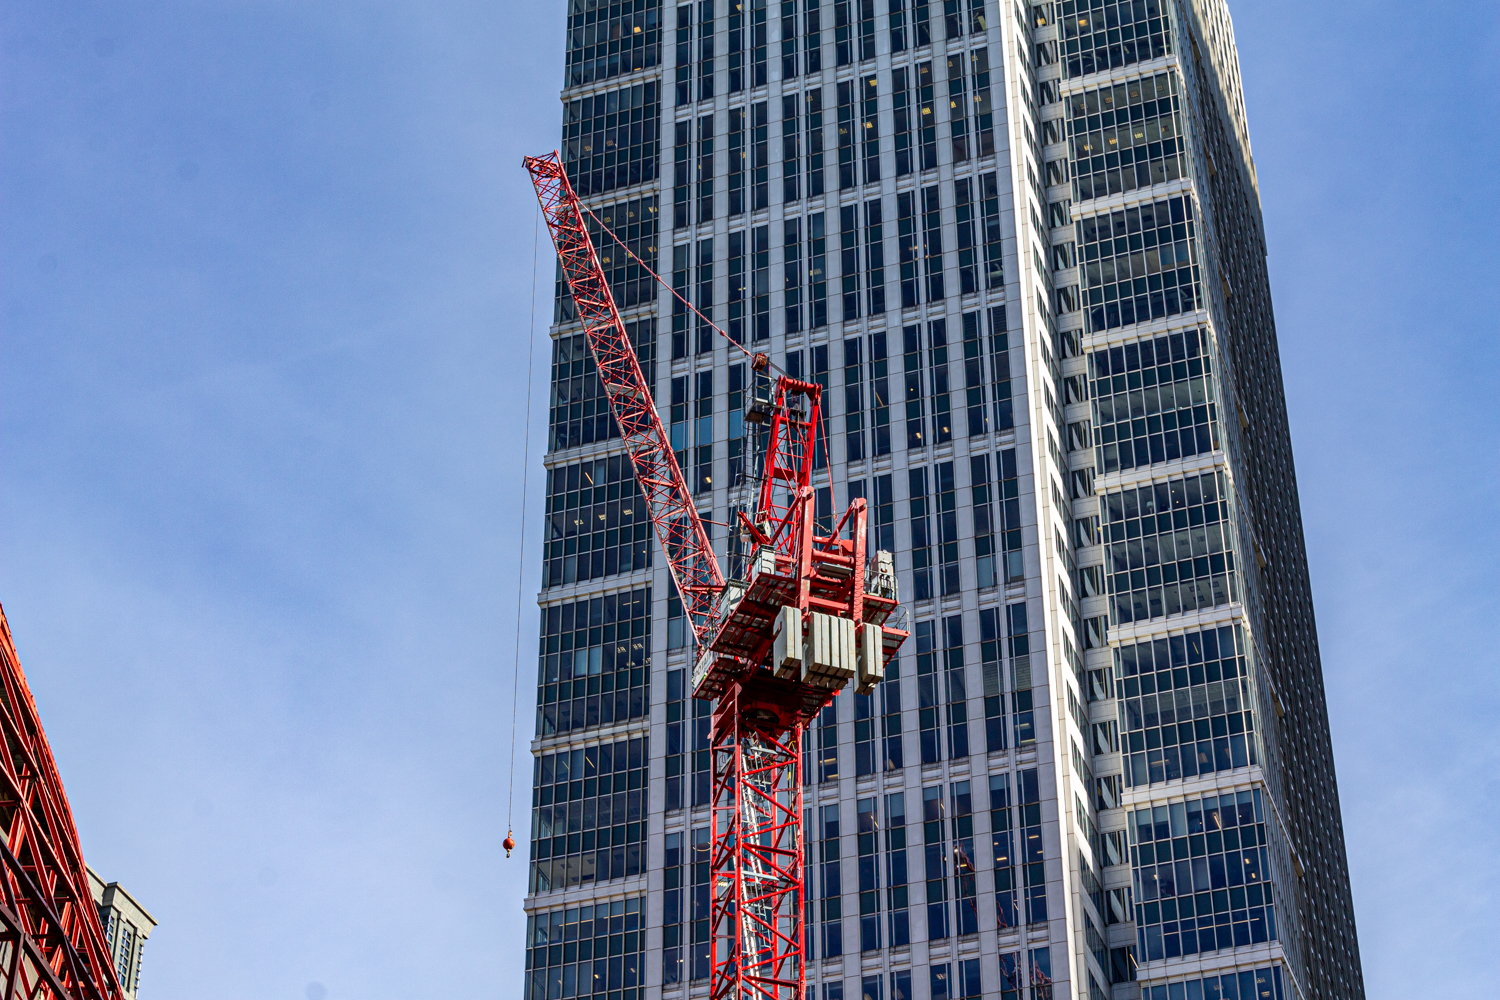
top-left (537, 588), bottom-right (651, 736)
top-left (566, 0), bottom-right (662, 86)
top-left (529, 738), bottom-right (649, 891)
top-left (1077, 196), bottom-right (1200, 333)
top-left (1068, 72), bottom-right (1185, 201)
top-left (1089, 328), bottom-right (1217, 474)
top-left (563, 82), bottom-right (661, 195)
top-left (1116, 625), bottom-right (1259, 787)
top-left (1058, 0), bottom-right (1172, 80)
top-left (524, 898), bottom-right (645, 1000)
top-left (544, 459), bottom-right (654, 588)
top-left (1100, 471), bottom-right (1238, 625)
top-left (1128, 790), bottom-right (1277, 960)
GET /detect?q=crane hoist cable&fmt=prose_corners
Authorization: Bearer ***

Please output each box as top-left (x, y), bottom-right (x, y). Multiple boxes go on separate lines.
top-left (502, 202), bottom-right (542, 860)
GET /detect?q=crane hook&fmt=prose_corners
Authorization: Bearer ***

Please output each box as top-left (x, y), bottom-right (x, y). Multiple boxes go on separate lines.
top-left (503, 831), bottom-right (516, 858)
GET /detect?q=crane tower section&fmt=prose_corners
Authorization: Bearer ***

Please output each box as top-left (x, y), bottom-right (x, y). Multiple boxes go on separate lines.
top-left (524, 151), bottom-right (908, 1000)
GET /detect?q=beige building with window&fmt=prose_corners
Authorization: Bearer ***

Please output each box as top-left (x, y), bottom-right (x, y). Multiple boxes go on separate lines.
top-left (88, 868), bottom-right (156, 999)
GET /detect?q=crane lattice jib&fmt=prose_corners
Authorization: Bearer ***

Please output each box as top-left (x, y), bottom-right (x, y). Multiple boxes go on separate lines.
top-left (0, 605), bottom-right (124, 1000)
top-left (523, 152), bottom-right (725, 642)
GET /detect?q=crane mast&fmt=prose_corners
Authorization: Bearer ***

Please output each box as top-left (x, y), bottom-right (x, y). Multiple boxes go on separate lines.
top-left (524, 151), bottom-right (908, 1000)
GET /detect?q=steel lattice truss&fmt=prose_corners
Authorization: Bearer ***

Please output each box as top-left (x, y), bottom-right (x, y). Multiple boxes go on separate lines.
top-left (707, 687), bottom-right (802, 1000)
top-left (0, 607), bottom-right (122, 1000)
top-left (524, 152), bottom-right (725, 642)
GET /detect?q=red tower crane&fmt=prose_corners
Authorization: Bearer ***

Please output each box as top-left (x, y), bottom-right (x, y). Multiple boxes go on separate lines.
top-left (0, 606), bottom-right (124, 1000)
top-left (524, 152), bottom-right (907, 1000)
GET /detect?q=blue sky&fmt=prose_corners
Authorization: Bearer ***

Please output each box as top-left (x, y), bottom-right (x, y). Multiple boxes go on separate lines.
top-left (0, 2), bottom-right (1495, 998)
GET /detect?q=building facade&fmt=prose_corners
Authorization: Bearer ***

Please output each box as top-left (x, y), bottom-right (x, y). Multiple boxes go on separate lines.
top-left (88, 868), bottom-right (156, 1000)
top-left (524, 2), bottom-right (1362, 999)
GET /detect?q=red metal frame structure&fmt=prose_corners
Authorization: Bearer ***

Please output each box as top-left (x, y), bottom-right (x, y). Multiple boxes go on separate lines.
top-left (696, 381), bottom-right (903, 1000)
top-left (523, 151), bottom-right (906, 1000)
top-left (523, 151), bottom-right (725, 641)
top-left (0, 605), bottom-right (122, 1000)
top-left (705, 686), bottom-right (803, 1000)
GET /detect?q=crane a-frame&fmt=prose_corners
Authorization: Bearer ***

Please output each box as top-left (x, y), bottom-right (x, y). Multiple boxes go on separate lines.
top-left (524, 151), bottom-right (908, 1000)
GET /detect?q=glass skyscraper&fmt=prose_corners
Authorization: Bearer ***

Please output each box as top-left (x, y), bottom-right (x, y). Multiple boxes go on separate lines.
top-left (525, 2), bottom-right (1363, 999)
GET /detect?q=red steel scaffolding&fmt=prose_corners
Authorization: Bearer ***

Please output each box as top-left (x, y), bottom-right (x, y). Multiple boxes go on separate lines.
top-left (0, 606), bottom-right (123, 1000)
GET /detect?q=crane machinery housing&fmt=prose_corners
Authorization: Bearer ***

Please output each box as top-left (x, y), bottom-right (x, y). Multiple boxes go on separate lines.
top-left (525, 151), bottom-right (909, 1000)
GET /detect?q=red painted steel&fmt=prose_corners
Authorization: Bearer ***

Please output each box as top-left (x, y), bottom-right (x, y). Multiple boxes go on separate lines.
top-left (523, 151), bottom-right (907, 1000)
top-left (694, 379), bottom-right (906, 717)
top-left (0, 605), bottom-right (122, 1000)
top-left (697, 383), bottom-right (904, 1000)
top-left (523, 151), bottom-right (725, 642)
top-left (752, 378), bottom-right (821, 568)
top-left (707, 688), bottom-right (802, 1000)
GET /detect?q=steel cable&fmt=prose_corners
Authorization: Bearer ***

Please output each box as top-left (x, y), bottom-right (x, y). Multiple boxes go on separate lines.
top-left (506, 202), bottom-right (543, 848)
